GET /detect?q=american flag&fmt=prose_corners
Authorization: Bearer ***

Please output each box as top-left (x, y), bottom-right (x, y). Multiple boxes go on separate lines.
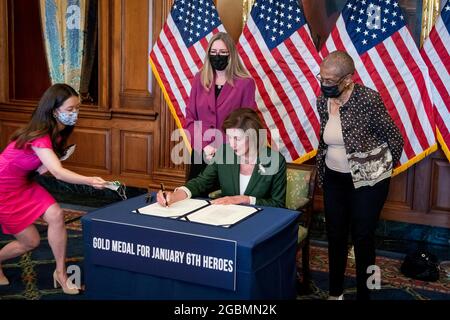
top-left (149, 0), bottom-right (225, 137)
top-left (421, 0), bottom-right (450, 162)
top-left (321, 0), bottom-right (437, 174)
top-left (237, 0), bottom-right (322, 163)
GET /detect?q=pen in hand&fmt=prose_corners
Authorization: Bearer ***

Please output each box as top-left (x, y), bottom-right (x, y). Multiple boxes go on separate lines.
top-left (160, 183), bottom-right (168, 207)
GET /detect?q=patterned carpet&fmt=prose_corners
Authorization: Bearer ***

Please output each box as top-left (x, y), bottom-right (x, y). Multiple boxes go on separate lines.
top-left (297, 245), bottom-right (450, 300)
top-left (1, 209), bottom-right (449, 300)
top-left (0, 209), bottom-right (85, 300)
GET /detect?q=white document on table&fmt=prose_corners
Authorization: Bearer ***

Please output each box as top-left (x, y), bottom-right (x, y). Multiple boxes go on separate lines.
top-left (184, 204), bottom-right (258, 227)
top-left (134, 198), bottom-right (209, 218)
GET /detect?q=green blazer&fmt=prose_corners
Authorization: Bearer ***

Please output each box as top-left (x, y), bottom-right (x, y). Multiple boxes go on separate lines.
top-left (185, 144), bottom-right (286, 208)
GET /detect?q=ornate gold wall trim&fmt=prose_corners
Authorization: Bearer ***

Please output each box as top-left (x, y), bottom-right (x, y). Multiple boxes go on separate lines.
top-left (420, 0), bottom-right (441, 46)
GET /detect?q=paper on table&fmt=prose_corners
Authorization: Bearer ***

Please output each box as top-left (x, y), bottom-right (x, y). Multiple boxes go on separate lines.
top-left (185, 204), bottom-right (258, 227)
top-left (135, 198), bottom-right (209, 218)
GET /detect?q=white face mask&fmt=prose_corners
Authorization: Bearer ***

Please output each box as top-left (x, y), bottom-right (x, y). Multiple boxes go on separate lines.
top-left (55, 110), bottom-right (78, 126)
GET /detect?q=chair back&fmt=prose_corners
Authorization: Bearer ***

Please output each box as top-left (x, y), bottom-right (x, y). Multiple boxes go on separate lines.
top-left (285, 163), bottom-right (316, 211)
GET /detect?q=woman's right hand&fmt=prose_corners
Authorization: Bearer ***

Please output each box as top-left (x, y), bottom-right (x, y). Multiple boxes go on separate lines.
top-left (89, 177), bottom-right (107, 189)
top-left (157, 190), bottom-right (172, 207)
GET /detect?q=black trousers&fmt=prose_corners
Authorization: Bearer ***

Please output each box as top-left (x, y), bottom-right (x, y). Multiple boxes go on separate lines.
top-left (323, 166), bottom-right (390, 300)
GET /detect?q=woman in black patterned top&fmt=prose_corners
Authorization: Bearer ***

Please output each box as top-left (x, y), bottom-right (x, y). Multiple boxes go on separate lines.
top-left (315, 51), bottom-right (404, 300)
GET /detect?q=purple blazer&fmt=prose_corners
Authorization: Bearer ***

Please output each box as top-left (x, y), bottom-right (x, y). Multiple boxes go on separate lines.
top-left (184, 73), bottom-right (256, 152)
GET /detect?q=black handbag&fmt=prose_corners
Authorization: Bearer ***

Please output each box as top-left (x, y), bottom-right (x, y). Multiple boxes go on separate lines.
top-left (400, 250), bottom-right (440, 282)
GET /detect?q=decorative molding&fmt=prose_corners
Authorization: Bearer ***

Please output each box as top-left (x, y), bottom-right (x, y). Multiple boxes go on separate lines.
top-left (120, 130), bottom-right (152, 177)
top-left (111, 108), bottom-right (158, 120)
top-left (65, 127), bottom-right (112, 173)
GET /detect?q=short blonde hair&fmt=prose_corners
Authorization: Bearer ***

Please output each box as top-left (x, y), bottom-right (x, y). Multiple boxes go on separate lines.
top-left (200, 32), bottom-right (250, 90)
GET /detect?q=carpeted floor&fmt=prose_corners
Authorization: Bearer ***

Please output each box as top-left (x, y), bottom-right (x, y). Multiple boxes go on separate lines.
top-left (297, 245), bottom-right (450, 300)
top-left (1, 209), bottom-right (449, 300)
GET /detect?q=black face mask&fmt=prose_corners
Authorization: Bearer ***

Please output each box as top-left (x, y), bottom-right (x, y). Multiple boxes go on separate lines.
top-left (209, 55), bottom-right (229, 71)
top-left (321, 84), bottom-right (343, 98)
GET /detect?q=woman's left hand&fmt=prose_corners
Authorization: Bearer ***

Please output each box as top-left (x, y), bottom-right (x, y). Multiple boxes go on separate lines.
top-left (211, 195), bottom-right (250, 205)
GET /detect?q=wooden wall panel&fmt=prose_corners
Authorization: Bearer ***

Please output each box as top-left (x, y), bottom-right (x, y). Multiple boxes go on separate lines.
top-left (386, 171), bottom-right (411, 206)
top-left (0, 1), bottom-right (8, 102)
top-left (0, 120), bottom-right (25, 149)
top-left (122, 0), bottom-right (150, 95)
top-left (113, 0), bottom-right (153, 111)
top-left (65, 127), bottom-right (111, 173)
top-left (431, 154), bottom-right (450, 212)
top-left (8, 0), bottom-right (50, 100)
top-left (120, 131), bottom-right (152, 177)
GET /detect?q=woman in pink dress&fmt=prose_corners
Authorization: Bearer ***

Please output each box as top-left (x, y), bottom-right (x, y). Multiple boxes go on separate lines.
top-left (0, 83), bottom-right (107, 294)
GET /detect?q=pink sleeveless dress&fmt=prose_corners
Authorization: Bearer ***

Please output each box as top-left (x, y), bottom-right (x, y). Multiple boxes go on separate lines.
top-left (0, 135), bottom-right (56, 235)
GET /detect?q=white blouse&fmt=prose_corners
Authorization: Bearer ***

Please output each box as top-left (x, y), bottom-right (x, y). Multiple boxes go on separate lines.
top-left (239, 173), bottom-right (251, 195)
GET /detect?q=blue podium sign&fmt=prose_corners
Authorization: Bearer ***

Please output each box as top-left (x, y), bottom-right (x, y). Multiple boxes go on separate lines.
top-left (89, 219), bottom-right (237, 291)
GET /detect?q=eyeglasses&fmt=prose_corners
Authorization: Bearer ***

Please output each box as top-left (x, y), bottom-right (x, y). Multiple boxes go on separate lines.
top-left (316, 73), bottom-right (350, 86)
top-left (209, 49), bottom-right (230, 56)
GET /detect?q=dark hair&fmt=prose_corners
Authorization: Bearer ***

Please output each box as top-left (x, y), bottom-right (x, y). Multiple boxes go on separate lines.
top-left (222, 108), bottom-right (264, 132)
top-left (11, 83), bottom-right (78, 156)
top-left (222, 108), bottom-right (265, 147)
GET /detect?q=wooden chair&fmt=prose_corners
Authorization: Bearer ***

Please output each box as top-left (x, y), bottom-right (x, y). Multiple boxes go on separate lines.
top-left (285, 163), bottom-right (317, 294)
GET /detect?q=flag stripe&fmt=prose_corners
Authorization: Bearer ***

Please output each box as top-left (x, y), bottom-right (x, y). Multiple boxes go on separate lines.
top-left (323, 22), bottom-right (417, 159)
top-left (149, 0), bottom-right (226, 151)
top-left (165, 16), bottom-right (198, 79)
top-left (297, 28), bottom-right (322, 66)
top-left (249, 29), bottom-right (314, 153)
top-left (155, 37), bottom-right (190, 110)
top-left (361, 50), bottom-right (417, 158)
top-left (375, 40), bottom-right (431, 150)
top-left (286, 31), bottom-right (322, 95)
top-left (150, 50), bottom-right (185, 121)
top-left (421, 9), bottom-right (450, 161)
top-left (238, 27), bottom-right (294, 155)
top-left (324, 22), bottom-right (417, 157)
top-left (321, 1), bottom-right (438, 172)
top-left (239, 45), bottom-right (297, 159)
top-left (241, 26), bottom-right (302, 159)
top-left (394, 29), bottom-right (435, 138)
top-left (421, 49), bottom-right (450, 116)
top-left (238, 1), bottom-right (323, 162)
top-left (160, 29), bottom-right (194, 98)
top-left (428, 25), bottom-right (450, 76)
top-left (328, 18), bottom-right (377, 89)
top-left (273, 45), bottom-right (318, 150)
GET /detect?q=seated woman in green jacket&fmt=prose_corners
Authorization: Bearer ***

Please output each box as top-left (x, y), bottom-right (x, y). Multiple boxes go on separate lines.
top-left (157, 108), bottom-right (286, 208)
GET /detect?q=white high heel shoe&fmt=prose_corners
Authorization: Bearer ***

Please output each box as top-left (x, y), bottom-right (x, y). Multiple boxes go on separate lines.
top-left (53, 271), bottom-right (79, 295)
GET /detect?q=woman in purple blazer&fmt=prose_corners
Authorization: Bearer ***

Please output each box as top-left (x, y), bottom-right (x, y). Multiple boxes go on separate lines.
top-left (184, 32), bottom-right (256, 181)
